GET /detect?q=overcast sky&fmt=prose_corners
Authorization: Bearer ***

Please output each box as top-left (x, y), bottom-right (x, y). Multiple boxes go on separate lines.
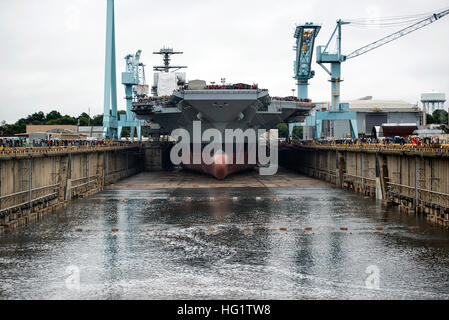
top-left (0, 0), bottom-right (448, 123)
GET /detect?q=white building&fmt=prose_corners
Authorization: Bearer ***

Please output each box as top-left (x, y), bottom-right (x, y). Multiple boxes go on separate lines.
top-left (304, 97), bottom-right (423, 139)
top-left (78, 126), bottom-right (104, 139)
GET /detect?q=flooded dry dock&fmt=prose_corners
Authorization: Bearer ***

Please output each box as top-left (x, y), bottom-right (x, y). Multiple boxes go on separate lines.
top-left (1, 169), bottom-right (449, 300)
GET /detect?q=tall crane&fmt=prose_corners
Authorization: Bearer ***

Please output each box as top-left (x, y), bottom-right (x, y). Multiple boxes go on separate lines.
top-left (289, 23), bottom-right (321, 138)
top-left (119, 50), bottom-right (147, 141)
top-left (293, 23), bottom-right (321, 99)
top-left (314, 8), bottom-right (449, 139)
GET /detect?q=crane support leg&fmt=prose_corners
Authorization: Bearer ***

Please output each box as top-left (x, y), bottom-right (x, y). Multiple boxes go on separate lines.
top-left (315, 111), bottom-right (358, 139)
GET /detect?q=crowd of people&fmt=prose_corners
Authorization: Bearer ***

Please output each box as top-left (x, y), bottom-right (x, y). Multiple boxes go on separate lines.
top-left (294, 135), bottom-right (444, 147)
top-left (205, 83), bottom-right (260, 90)
top-left (271, 97), bottom-right (312, 103)
top-left (30, 139), bottom-right (110, 147)
top-left (0, 138), bottom-right (26, 148)
top-left (177, 83), bottom-right (264, 91)
top-left (0, 138), bottom-right (138, 151)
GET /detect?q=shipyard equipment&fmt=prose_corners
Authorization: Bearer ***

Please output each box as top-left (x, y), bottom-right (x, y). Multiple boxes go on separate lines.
top-left (313, 8), bottom-right (449, 139)
top-left (289, 23), bottom-right (321, 138)
top-left (103, 0), bottom-right (118, 140)
top-left (119, 50), bottom-right (146, 140)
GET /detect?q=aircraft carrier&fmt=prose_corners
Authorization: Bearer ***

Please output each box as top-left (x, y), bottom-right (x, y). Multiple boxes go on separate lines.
top-left (132, 48), bottom-right (314, 179)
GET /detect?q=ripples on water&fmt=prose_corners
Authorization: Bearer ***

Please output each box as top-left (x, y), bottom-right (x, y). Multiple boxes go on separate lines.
top-left (1, 186), bottom-right (449, 300)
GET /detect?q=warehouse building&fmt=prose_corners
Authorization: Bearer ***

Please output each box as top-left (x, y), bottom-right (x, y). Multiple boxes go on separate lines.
top-left (303, 97), bottom-right (423, 139)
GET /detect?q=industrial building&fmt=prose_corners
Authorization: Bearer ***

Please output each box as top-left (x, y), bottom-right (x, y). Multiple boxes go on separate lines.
top-left (303, 97), bottom-right (423, 139)
top-left (24, 125), bottom-right (103, 140)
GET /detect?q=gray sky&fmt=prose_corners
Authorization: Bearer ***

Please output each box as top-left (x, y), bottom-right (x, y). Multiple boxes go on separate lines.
top-left (1, 0), bottom-right (448, 123)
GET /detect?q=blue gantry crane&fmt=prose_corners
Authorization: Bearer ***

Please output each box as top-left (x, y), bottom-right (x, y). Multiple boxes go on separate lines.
top-left (119, 50), bottom-right (146, 140)
top-left (289, 23), bottom-right (321, 138)
top-left (314, 19), bottom-right (358, 139)
top-left (312, 8), bottom-right (449, 139)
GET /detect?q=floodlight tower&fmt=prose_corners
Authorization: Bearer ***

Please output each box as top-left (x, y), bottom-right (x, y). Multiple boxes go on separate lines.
top-left (289, 23), bottom-right (321, 138)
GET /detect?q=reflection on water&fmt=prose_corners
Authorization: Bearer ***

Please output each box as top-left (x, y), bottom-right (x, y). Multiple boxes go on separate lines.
top-left (0, 185), bottom-right (449, 300)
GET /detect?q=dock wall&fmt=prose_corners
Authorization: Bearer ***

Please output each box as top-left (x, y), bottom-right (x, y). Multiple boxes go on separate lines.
top-left (0, 145), bottom-right (145, 232)
top-left (280, 144), bottom-right (449, 228)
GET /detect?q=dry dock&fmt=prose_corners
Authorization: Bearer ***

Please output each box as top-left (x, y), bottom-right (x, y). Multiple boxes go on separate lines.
top-left (280, 143), bottom-right (449, 228)
top-left (0, 144), bottom-right (145, 232)
top-left (1, 166), bottom-right (449, 299)
top-left (2, 142), bottom-right (449, 233)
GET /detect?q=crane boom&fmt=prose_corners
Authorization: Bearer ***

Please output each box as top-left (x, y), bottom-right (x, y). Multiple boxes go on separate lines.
top-left (346, 9), bottom-right (449, 60)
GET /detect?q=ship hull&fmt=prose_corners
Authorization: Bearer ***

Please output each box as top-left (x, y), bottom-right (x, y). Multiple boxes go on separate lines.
top-left (181, 151), bottom-right (256, 180)
top-left (133, 88), bottom-right (313, 179)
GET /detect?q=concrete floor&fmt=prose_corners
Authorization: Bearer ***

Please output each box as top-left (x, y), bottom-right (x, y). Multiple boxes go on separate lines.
top-left (106, 168), bottom-right (330, 190)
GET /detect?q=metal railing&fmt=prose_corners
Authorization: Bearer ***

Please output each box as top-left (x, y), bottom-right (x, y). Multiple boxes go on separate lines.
top-left (292, 143), bottom-right (449, 154)
top-left (0, 192), bottom-right (59, 214)
top-left (387, 181), bottom-right (449, 197)
top-left (0, 183), bottom-right (60, 200)
top-left (344, 173), bottom-right (376, 182)
top-left (0, 143), bottom-right (142, 157)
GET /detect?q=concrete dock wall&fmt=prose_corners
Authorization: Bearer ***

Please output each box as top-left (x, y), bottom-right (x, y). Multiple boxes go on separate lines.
top-left (280, 144), bottom-right (449, 228)
top-left (0, 145), bottom-right (144, 232)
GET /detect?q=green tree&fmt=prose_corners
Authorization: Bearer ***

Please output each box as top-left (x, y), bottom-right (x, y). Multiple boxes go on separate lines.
top-left (46, 110), bottom-right (62, 122)
top-left (46, 115), bottom-right (76, 125)
top-left (432, 109), bottom-right (448, 124)
top-left (121, 127), bottom-right (130, 137)
top-left (426, 110), bottom-right (448, 125)
top-left (26, 111), bottom-right (46, 124)
top-left (292, 126), bottom-right (303, 140)
top-left (78, 112), bottom-right (90, 119)
top-left (275, 123), bottom-right (289, 139)
top-left (76, 112), bottom-right (91, 126)
top-left (91, 115), bottom-right (104, 126)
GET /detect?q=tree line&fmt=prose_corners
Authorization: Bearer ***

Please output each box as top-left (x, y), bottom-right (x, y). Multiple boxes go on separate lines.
top-left (0, 110), bottom-right (128, 136)
top-left (426, 109), bottom-right (448, 125)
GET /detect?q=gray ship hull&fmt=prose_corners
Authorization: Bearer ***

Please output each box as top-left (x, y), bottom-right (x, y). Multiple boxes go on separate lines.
top-left (133, 89), bottom-right (313, 178)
